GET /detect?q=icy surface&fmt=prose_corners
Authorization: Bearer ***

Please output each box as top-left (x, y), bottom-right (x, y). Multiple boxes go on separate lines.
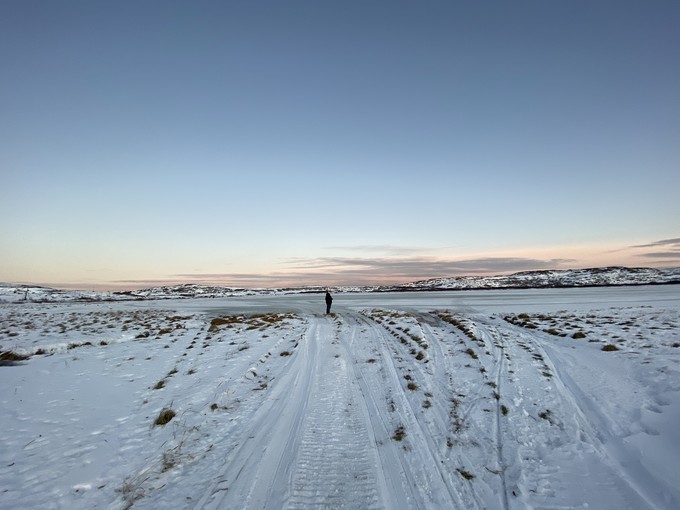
top-left (1, 286), bottom-right (679, 509)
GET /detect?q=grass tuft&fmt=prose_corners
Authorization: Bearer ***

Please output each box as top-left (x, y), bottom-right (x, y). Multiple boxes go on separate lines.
top-left (154, 408), bottom-right (175, 426)
top-left (602, 344), bottom-right (620, 351)
top-left (464, 348), bottom-right (478, 360)
top-left (392, 426), bottom-right (406, 441)
top-left (0, 351), bottom-right (30, 363)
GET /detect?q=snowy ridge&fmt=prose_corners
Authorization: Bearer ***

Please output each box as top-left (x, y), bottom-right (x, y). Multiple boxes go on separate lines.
top-left (0, 284), bottom-right (123, 304)
top-left (382, 266), bottom-right (680, 292)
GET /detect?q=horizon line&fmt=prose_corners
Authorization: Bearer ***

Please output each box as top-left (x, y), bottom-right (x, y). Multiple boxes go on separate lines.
top-left (4, 264), bottom-right (678, 293)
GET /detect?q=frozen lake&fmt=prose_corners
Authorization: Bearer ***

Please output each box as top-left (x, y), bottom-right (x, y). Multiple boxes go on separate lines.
top-left (113, 284), bottom-right (680, 316)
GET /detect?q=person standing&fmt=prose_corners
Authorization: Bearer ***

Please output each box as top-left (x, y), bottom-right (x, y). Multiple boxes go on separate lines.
top-left (325, 290), bottom-right (333, 315)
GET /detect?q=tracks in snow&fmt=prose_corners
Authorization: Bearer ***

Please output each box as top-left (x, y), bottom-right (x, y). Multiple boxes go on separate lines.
top-left (192, 307), bottom-right (667, 510)
top-left (286, 319), bottom-right (380, 509)
top-left (195, 315), bottom-right (381, 510)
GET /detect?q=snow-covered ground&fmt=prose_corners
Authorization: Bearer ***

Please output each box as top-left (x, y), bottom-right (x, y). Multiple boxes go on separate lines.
top-left (1, 286), bottom-right (679, 509)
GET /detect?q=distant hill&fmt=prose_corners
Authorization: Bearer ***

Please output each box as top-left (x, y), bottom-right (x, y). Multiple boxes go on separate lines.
top-left (374, 266), bottom-right (680, 292)
top-left (0, 284), bottom-right (119, 303)
top-left (2, 266), bottom-right (679, 303)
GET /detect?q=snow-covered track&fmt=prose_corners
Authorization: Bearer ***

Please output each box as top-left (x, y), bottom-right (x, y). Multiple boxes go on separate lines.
top-left (194, 320), bottom-right (320, 509)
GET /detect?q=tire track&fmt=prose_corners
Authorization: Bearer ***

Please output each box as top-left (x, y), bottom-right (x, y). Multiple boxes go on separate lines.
top-left (522, 328), bottom-right (669, 510)
top-left (341, 312), bottom-right (418, 509)
top-left (286, 316), bottom-right (381, 509)
top-left (356, 311), bottom-right (472, 508)
top-left (194, 320), bottom-right (319, 510)
top-left (484, 324), bottom-right (510, 510)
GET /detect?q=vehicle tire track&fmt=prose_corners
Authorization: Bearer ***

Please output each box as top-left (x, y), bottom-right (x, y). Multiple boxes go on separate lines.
top-left (285, 316), bottom-right (381, 509)
top-left (341, 312), bottom-right (418, 509)
top-left (356, 312), bottom-right (472, 508)
top-left (485, 324), bottom-right (510, 510)
top-left (194, 320), bottom-right (319, 510)
top-left (523, 328), bottom-right (670, 510)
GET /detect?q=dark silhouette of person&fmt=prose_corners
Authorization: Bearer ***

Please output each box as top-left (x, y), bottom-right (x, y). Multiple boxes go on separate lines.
top-left (325, 290), bottom-right (333, 314)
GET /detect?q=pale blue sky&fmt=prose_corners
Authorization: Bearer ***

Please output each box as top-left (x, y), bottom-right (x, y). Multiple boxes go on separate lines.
top-left (2, 1), bottom-right (679, 289)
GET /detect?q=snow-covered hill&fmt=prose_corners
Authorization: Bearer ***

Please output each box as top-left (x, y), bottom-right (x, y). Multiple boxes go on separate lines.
top-left (379, 266), bottom-right (680, 292)
top-left (0, 284), bottom-right (123, 304)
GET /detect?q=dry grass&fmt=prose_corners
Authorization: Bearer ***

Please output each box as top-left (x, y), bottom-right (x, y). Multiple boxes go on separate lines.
top-left (464, 348), bottom-right (478, 360)
top-left (0, 350), bottom-right (29, 361)
top-left (154, 408), bottom-right (175, 426)
top-left (392, 426), bottom-right (406, 441)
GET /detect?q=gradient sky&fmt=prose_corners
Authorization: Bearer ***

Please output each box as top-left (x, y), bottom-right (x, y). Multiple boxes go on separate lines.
top-left (2, 1), bottom-right (679, 290)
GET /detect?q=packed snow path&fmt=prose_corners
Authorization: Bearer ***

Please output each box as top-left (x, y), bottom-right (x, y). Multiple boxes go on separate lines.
top-left (195, 317), bottom-right (383, 510)
top-left (1, 290), bottom-right (679, 509)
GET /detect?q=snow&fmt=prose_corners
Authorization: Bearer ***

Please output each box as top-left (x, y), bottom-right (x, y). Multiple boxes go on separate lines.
top-left (1, 286), bottom-right (679, 509)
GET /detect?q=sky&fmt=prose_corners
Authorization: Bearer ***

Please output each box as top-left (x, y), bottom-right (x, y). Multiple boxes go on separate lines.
top-left (1, 1), bottom-right (679, 290)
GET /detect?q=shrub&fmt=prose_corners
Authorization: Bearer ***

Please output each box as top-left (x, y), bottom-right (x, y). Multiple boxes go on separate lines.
top-left (154, 408), bottom-right (175, 426)
top-left (572, 331), bottom-right (586, 339)
top-left (0, 351), bottom-right (29, 362)
top-left (602, 344), bottom-right (619, 351)
top-left (464, 348), bottom-right (478, 360)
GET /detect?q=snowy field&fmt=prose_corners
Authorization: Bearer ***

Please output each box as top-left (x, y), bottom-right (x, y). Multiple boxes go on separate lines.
top-left (1, 286), bottom-right (679, 509)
